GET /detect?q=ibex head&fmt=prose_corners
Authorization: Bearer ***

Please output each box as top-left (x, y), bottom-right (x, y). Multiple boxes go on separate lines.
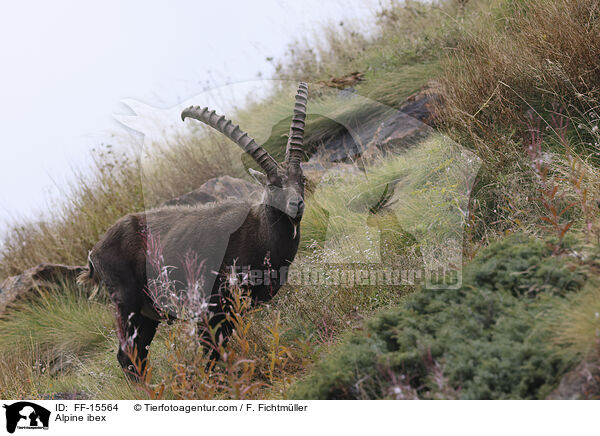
top-left (182, 82), bottom-right (308, 220)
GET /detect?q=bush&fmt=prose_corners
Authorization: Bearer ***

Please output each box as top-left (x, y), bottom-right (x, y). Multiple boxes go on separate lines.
top-left (288, 234), bottom-right (587, 399)
top-left (465, 234), bottom-right (586, 297)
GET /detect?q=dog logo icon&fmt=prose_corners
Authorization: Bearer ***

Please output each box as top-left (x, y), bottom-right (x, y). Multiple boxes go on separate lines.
top-left (3, 402), bottom-right (50, 434)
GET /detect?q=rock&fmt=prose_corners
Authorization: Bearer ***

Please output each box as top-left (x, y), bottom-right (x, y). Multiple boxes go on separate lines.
top-left (162, 175), bottom-right (261, 207)
top-left (0, 263), bottom-right (85, 315)
top-left (547, 356), bottom-right (600, 399)
top-left (396, 80), bottom-right (442, 126)
top-left (311, 81), bottom-right (442, 163)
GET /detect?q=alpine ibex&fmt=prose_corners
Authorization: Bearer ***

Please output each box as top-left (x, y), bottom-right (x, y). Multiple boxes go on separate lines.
top-left (79, 83), bottom-right (309, 379)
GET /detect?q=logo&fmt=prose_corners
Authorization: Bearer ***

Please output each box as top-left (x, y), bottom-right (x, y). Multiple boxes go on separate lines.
top-left (2, 402), bottom-right (50, 434)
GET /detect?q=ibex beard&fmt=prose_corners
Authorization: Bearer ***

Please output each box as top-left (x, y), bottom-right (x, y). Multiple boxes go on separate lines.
top-left (78, 83), bottom-right (309, 381)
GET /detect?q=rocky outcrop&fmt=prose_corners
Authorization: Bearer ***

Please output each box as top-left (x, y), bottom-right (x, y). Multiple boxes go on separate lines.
top-left (309, 81), bottom-right (443, 163)
top-left (0, 263), bottom-right (85, 315)
top-left (162, 175), bottom-right (262, 207)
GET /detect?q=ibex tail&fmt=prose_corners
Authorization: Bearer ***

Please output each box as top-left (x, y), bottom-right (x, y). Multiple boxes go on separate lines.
top-left (77, 252), bottom-right (101, 300)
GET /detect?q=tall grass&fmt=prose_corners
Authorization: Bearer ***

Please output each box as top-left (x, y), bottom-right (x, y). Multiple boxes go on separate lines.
top-left (547, 280), bottom-right (600, 359)
top-left (0, 284), bottom-right (115, 398)
top-left (442, 0), bottom-right (600, 135)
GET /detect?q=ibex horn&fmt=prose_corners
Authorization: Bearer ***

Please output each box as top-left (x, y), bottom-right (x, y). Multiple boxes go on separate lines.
top-left (285, 82), bottom-right (308, 169)
top-left (181, 106), bottom-right (280, 177)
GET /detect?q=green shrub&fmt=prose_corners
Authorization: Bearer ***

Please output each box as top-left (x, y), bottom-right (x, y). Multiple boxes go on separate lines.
top-left (465, 234), bottom-right (586, 297)
top-left (289, 234), bottom-right (587, 399)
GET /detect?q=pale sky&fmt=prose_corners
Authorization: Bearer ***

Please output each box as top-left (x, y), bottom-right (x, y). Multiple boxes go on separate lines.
top-left (0, 0), bottom-right (377, 235)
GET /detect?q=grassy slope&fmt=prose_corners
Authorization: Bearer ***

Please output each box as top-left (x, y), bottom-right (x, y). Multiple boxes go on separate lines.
top-left (289, 235), bottom-right (590, 399)
top-left (0, 136), bottom-right (458, 399)
top-left (2, 0), bottom-right (600, 399)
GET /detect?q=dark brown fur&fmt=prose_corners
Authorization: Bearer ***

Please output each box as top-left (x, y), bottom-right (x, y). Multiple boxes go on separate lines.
top-left (79, 190), bottom-right (303, 379)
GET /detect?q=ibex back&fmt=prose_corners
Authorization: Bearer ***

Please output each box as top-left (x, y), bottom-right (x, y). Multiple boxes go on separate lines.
top-left (78, 83), bottom-right (309, 380)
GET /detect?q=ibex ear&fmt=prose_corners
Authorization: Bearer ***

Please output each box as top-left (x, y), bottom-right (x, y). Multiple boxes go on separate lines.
top-left (248, 168), bottom-right (268, 186)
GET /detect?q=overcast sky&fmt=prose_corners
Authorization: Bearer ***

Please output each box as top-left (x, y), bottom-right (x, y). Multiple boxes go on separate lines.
top-left (0, 0), bottom-right (377, 235)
